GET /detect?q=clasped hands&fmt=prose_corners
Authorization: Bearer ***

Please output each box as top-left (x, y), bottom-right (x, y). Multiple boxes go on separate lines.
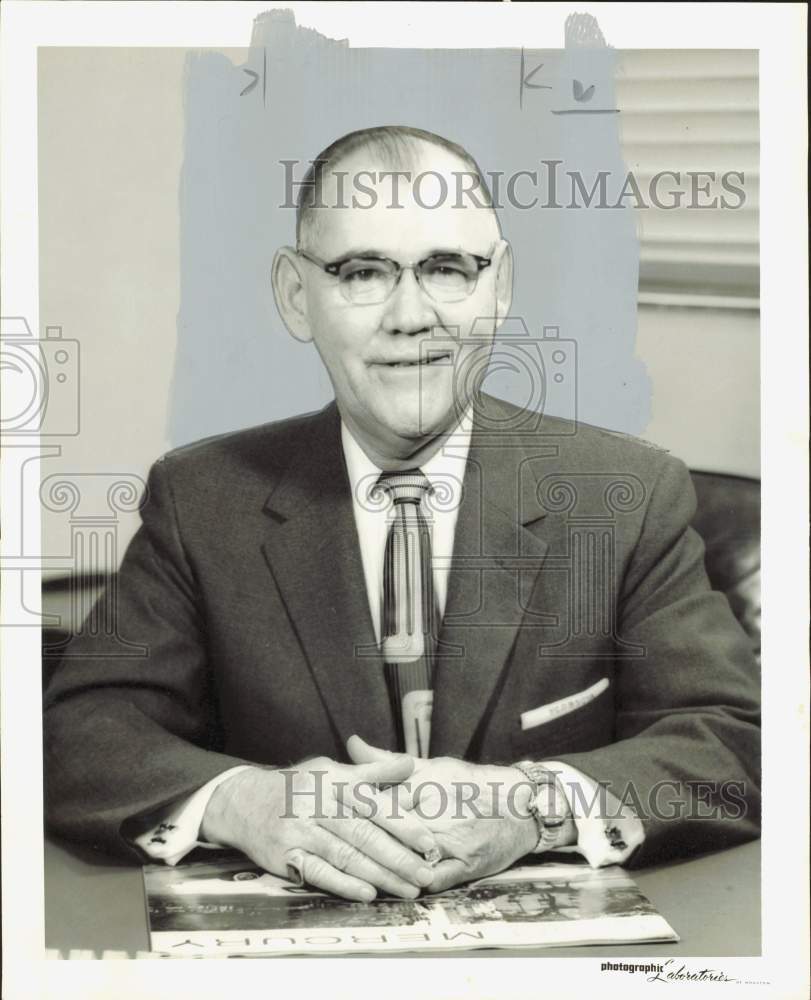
top-left (201, 735), bottom-right (556, 901)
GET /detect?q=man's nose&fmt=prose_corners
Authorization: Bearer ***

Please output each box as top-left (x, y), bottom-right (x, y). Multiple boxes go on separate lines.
top-left (380, 267), bottom-right (437, 335)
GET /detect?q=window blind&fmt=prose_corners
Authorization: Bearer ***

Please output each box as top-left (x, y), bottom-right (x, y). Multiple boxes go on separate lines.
top-left (615, 50), bottom-right (759, 307)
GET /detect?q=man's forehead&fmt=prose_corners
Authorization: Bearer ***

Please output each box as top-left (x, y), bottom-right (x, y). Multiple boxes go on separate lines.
top-left (311, 148), bottom-right (498, 255)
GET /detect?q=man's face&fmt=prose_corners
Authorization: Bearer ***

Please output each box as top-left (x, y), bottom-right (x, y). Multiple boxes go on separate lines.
top-left (283, 147), bottom-right (511, 458)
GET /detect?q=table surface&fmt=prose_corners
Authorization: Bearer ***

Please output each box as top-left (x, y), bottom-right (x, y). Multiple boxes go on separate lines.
top-left (44, 836), bottom-right (761, 958)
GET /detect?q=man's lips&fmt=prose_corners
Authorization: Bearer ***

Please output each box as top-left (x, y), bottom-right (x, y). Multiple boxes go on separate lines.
top-left (372, 351), bottom-right (453, 368)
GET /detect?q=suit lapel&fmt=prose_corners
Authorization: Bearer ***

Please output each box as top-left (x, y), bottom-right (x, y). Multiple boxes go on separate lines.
top-left (260, 403), bottom-right (397, 754)
top-left (258, 396), bottom-right (554, 761)
top-left (429, 407), bottom-right (553, 758)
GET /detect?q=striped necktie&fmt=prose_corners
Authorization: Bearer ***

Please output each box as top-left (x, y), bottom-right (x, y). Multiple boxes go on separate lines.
top-left (377, 469), bottom-right (438, 757)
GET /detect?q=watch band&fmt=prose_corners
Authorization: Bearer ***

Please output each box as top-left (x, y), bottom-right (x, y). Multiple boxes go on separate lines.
top-left (513, 761), bottom-right (568, 851)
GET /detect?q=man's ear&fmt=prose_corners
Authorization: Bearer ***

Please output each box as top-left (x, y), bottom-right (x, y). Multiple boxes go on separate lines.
top-left (271, 247), bottom-right (313, 344)
top-left (493, 240), bottom-right (514, 329)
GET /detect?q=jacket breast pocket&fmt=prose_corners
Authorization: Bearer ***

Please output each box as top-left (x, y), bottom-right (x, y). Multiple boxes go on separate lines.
top-left (510, 679), bottom-right (613, 759)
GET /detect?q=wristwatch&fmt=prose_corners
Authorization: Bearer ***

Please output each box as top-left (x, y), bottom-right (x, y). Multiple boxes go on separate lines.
top-left (512, 761), bottom-right (570, 852)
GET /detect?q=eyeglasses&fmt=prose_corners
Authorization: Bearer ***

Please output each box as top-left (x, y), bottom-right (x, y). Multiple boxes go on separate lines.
top-left (296, 247), bottom-right (494, 305)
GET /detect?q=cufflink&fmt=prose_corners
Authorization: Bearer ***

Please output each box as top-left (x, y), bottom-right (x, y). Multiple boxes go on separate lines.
top-left (604, 824), bottom-right (628, 851)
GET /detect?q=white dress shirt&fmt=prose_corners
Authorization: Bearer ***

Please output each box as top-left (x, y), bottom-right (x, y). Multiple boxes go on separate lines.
top-left (135, 413), bottom-right (644, 868)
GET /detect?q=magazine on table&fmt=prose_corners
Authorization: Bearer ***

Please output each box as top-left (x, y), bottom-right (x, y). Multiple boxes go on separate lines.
top-left (143, 853), bottom-right (679, 956)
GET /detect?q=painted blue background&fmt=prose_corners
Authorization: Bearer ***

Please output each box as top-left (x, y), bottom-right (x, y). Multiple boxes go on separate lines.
top-left (169, 11), bottom-right (649, 446)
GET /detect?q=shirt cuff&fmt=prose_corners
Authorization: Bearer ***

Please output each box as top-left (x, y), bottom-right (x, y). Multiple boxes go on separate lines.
top-left (536, 760), bottom-right (645, 869)
top-left (132, 765), bottom-right (252, 866)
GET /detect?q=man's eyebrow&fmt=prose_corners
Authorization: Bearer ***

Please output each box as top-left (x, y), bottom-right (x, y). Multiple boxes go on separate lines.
top-left (328, 246), bottom-right (474, 261)
top-left (329, 248), bottom-right (392, 260)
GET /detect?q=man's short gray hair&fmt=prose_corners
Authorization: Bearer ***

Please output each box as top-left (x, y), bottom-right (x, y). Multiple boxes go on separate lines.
top-left (296, 125), bottom-right (495, 248)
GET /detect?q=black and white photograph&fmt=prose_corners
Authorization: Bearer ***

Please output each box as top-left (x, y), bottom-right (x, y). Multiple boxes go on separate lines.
top-left (0, 3), bottom-right (807, 999)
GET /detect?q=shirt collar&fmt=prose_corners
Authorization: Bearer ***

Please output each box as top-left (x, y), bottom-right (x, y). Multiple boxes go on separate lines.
top-left (341, 408), bottom-right (474, 503)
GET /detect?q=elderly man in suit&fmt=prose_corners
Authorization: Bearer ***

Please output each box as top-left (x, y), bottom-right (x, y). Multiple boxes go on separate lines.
top-left (44, 126), bottom-right (760, 903)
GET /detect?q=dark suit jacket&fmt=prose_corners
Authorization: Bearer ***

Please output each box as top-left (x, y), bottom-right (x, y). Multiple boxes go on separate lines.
top-left (44, 396), bottom-right (760, 865)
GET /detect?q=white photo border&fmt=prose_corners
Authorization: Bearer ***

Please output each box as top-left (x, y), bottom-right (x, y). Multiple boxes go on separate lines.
top-left (1, 3), bottom-right (807, 998)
